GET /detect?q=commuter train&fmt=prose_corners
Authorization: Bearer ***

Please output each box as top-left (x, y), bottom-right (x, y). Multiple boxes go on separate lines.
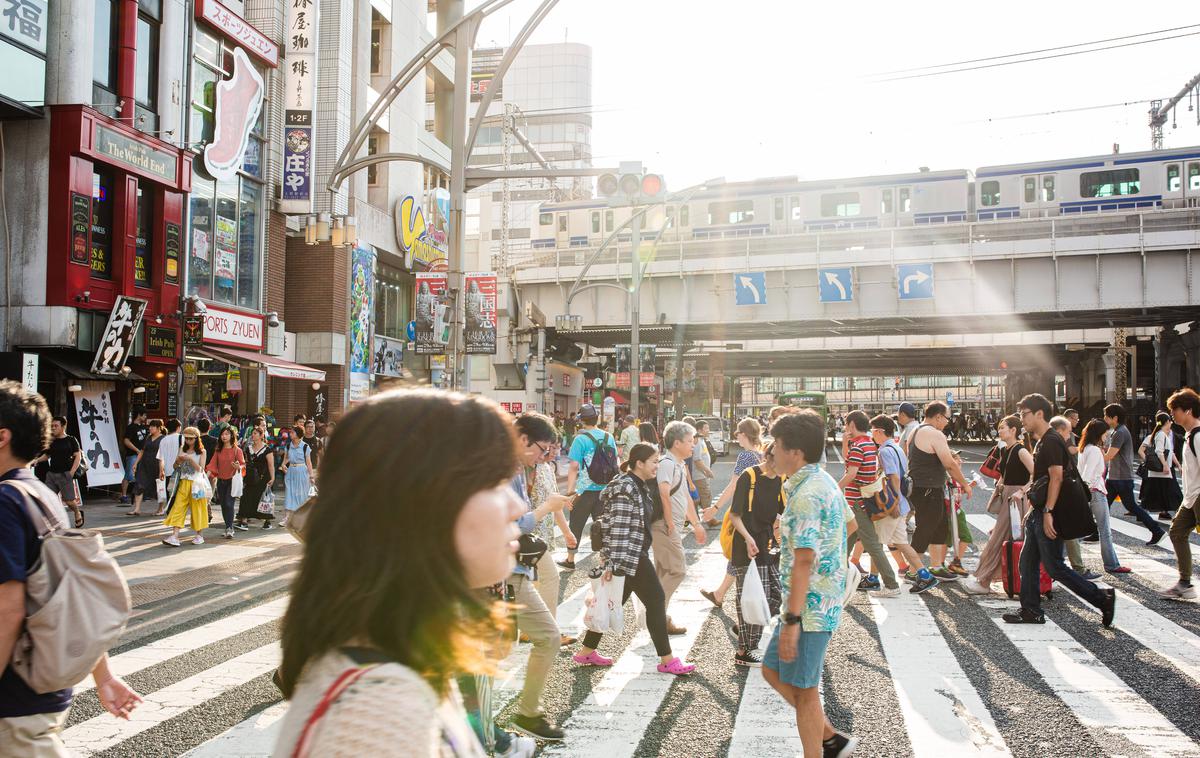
top-left (532, 145), bottom-right (1200, 249)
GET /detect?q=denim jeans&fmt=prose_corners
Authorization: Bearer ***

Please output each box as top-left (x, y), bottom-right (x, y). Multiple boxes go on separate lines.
top-left (1089, 489), bottom-right (1122, 571)
top-left (1020, 509), bottom-right (1107, 615)
top-left (214, 478), bottom-right (235, 528)
top-left (1104, 479), bottom-right (1163, 535)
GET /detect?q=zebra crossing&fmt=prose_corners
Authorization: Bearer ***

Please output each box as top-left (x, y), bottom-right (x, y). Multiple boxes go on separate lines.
top-left (55, 471), bottom-right (1200, 757)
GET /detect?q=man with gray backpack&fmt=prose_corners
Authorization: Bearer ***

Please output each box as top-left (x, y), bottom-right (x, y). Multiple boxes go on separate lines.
top-left (0, 380), bottom-right (139, 754)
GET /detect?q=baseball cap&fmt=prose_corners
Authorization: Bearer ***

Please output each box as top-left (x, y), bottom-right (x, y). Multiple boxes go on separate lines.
top-left (897, 402), bottom-right (917, 417)
top-left (579, 404), bottom-right (599, 420)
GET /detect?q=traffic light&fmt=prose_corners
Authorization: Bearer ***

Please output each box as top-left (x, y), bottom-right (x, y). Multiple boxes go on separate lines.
top-left (597, 161), bottom-right (666, 204)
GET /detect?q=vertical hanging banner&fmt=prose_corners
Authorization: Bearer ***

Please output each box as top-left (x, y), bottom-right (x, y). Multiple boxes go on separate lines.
top-left (280, 0), bottom-right (318, 213)
top-left (348, 246), bottom-right (376, 401)
top-left (614, 344), bottom-right (631, 390)
top-left (73, 384), bottom-right (125, 487)
top-left (91, 296), bottom-right (148, 375)
top-left (414, 272), bottom-right (448, 355)
top-left (463, 272), bottom-right (497, 355)
top-left (639, 345), bottom-right (656, 387)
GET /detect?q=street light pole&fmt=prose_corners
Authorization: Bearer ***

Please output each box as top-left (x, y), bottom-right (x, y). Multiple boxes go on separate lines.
top-left (629, 207), bottom-right (642, 419)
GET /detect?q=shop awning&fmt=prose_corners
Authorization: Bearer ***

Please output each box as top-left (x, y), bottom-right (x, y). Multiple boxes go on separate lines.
top-left (38, 349), bottom-right (148, 381)
top-left (195, 347), bottom-right (326, 382)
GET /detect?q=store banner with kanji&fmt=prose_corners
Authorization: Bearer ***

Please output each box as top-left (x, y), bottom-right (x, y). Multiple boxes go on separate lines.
top-left (73, 383), bottom-right (125, 487)
top-left (414, 272), bottom-right (448, 354)
top-left (463, 272), bottom-right (497, 355)
top-left (91, 296), bottom-right (148, 375)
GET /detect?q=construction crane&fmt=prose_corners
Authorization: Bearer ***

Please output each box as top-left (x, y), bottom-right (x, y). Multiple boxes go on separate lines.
top-left (1149, 70), bottom-right (1200, 149)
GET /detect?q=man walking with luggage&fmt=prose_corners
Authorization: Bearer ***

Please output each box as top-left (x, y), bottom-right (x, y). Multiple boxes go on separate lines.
top-left (1003, 393), bottom-right (1116, 627)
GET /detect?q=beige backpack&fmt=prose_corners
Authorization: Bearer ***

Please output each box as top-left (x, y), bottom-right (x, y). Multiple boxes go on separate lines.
top-left (4, 479), bottom-right (131, 693)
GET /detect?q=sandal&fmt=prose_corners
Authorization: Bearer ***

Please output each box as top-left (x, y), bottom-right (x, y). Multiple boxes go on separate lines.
top-left (700, 589), bottom-right (722, 608)
top-left (656, 657), bottom-right (695, 676)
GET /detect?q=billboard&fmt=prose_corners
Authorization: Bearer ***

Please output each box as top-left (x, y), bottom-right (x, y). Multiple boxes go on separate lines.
top-left (614, 344), bottom-right (631, 390)
top-left (464, 272), bottom-right (497, 355)
top-left (348, 246), bottom-right (375, 401)
top-left (414, 272), bottom-right (448, 354)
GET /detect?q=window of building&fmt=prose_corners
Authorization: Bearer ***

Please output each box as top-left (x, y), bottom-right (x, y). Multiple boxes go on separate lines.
top-left (605, 209), bottom-right (614, 231)
top-left (90, 168), bottom-right (115, 280)
top-left (1189, 162), bottom-right (1200, 191)
top-left (1080, 168), bottom-right (1140, 198)
top-left (187, 175), bottom-right (261, 310)
top-left (819, 192), bottom-right (860, 217)
top-left (1168, 164), bottom-right (1181, 192)
top-left (774, 197), bottom-right (784, 220)
top-left (134, 13), bottom-right (158, 109)
top-left (591, 211), bottom-right (600, 234)
top-left (93, 0), bottom-right (117, 90)
top-left (980, 180), bottom-right (1000, 207)
top-left (190, 30), bottom-right (265, 173)
top-left (134, 184), bottom-right (152, 287)
top-left (708, 199), bottom-right (755, 224)
top-left (899, 187), bottom-right (911, 213)
top-left (679, 205), bottom-right (689, 226)
top-left (370, 26), bottom-right (382, 75)
top-left (881, 188), bottom-right (893, 214)
top-left (1042, 175), bottom-right (1055, 202)
top-left (374, 266), bottom-right (412, 339)
top-left (367, 135), bottom-right (379, 186)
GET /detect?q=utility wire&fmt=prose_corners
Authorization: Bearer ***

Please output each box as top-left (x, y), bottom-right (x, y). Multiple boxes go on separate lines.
top-left (869, 22), bottom-right (1200, 77)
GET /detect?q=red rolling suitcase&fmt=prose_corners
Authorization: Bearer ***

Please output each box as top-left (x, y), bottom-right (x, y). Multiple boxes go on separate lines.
top-left (1000, 500), bottom-right (1052, 599)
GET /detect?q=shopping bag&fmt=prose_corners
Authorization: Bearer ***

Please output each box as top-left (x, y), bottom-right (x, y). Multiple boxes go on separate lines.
top-left (842, 562), bottom-right (862, 608)
top-left (257, 490), bottom-right (275, 515)
top-left (231, 471), bottom-right (244, 498)
top-left (582, 574), bottom-right (625, 634)
top-left (155, 478), bottom-right (167, 502)
top-left (741, 559), bottom-right (771, 627)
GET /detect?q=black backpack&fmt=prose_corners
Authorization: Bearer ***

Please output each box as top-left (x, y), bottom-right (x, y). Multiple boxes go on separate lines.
top-left (649, 464), bottom-right (683, 523)
top-left (582, 430), bottom-right (618, 485)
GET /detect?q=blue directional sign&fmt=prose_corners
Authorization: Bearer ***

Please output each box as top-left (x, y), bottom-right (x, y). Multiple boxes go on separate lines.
top-left (734, 272), bottom-right (767, 306)
top-left (818, 267), bottom-right (853, 303)
top-left (897, 263), bottom-right (934, 300)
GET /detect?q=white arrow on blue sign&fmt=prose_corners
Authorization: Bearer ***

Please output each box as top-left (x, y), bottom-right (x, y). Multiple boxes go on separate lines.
top-left (734, 272), bottom-right (767, 306)
top-left (818, 267), bottom-right (853, 303)
top-left (897, 263), bottom-right (934, 300)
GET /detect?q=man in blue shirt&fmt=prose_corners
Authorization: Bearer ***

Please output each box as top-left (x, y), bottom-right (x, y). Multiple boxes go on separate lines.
top-left (561, 404), bottom-right (616, 569)
top-left (0, 380), bottom-right (141, 754)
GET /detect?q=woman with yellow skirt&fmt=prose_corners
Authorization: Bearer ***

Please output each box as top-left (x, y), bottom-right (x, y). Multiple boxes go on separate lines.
top-left (162, 427), bottom-right (211, 547)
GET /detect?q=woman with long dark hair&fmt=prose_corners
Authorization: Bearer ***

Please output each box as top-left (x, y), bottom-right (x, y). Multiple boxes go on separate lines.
top-left (235, 426), bottom-right (276, 530)
top-left (273, 389), bottom-right (524, 757)
top-left (1140, 411), bottom-right (1179, 520)
top-left (161, 427), bottom-right (209, 547)
top-left (573, 442), bottom-right (696, 675)
top-left (280, 425), bottom-right (313, 529)
top-left (1079, 418), bottom-right (1129, 574)
top-left (963, 416), bottom-right (1034, 594)
top-left (206, 425), bottom-right (245, 539)
top-left (638, 422), bottom-right (659, 448)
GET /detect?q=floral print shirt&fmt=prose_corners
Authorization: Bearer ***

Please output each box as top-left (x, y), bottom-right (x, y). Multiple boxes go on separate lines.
top-left (529, 462), bottom-right (559, 545)
top-left (779, 463), bottom-right (849, 633)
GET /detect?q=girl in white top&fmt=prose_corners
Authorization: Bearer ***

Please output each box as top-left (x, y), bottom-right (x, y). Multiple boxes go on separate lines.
top-left (1079, 419), bottom-right (1127, 574)
top-left (1140, 411), bottom-right (1179, 519)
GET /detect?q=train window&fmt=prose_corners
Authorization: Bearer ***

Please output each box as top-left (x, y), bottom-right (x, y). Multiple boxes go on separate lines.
top-left (790, 196), bottom-right (802, 221)
top-left (605, 210), bottom-right (614, 231)
top-left (820, 192), bottom-right (860, 217)
top-left (1023, 177), bottom-right (1036, 203)
top-left (1167, 164), bottom-right (1181, 192)
top-left (774, 197), bottom-right (784, 220)
top-left (539, 212), bottom-right (553, 227)
top-left (980, 181), bottom-right (1000, 207)
top-left (558, 214), bottom-right (567, 232)
top-left (898, 187), bottom-right (911, 213)
top-left (680, 205), bottom-right (689, 226)
top-left (881, 189), bottom-right (893, 214)
top-left (1080, 168), bottom-right (1140, 197)
top-left (1189, 163), bottom-right (1200, 191)
top-left (591, 212), bottom-right (600, 234)
top-left (1042, 175), bottom-right (1055, 202)
top-left (708, 199), bottom-right (756, 224)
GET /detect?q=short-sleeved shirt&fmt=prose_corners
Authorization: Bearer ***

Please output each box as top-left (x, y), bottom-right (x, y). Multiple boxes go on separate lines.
top-left (843, 435), bottom-right (878, 506)
top-left (733, 449), bottom-right (763, 478)
top-left (899, 419), bottom-right (919, 450)
top-left (877, 440), bottom-right (910, 517)
top-left (46, 436), bottom-right (80, 473)
top-left (656, 451), bottom-right (690, 530)
top-left (0, 468), bottom-right (73, 717)
top-left (779, 463), bottom-right (848, 633)
top-left (1147, 431), bottom-right (1175, 479)
top-left (1032, 430), bottom-right (1071, 510)
top-left (124, 422), bottom-right (149, 453)
top-left (693, 438), bottom-right (712, 482)
top-left (568, 427), bottom-right (617, 493)
top-left (1106, 424), bottom-right (1135, 480)
top-left (730, 465), bottom-right (784, 567)
top-left (303, 436), bottom-right (324, 469)
top-left (157, 432), bottom-right (182, 474)
top-left (618, 425), bottom-right (640, 456)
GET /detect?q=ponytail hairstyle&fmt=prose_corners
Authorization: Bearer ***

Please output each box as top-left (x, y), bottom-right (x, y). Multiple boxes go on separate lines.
top-left (737, 417), bottom-right (763, 452)
top-left (620, 442), bottom-right (658, 475)
top-left (1151, 410), bottom-right (1172, 440)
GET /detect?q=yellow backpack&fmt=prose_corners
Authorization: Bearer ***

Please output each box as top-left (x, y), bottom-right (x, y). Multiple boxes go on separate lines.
top-left (720, 467), bottom-right (759, 560)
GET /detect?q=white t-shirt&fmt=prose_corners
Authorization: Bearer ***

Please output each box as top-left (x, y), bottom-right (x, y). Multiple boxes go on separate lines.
top-left (656, 451), bottom-right (691, 530)
top-left (157, 432), bottom-right (182, 475)
top-left (693, 437), bottom-right (712, 482)
top-left (1145, 430), bottom-right (1176, 479)
top-left (899, 419), bottom-right (920, 451)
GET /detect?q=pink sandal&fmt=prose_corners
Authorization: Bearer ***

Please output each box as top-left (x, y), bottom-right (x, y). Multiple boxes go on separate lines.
top-left (573, 650), bottom-right (614, 667)
top-left (657, 658), bottom-right (695, 676)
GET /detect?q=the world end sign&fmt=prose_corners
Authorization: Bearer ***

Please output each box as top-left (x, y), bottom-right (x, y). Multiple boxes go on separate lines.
top-left (202, 304), bottom-right (264, 350)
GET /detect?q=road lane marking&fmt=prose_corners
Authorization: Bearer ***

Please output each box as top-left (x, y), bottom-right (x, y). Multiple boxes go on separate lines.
top-left (181, 701), bottom-right (288, 757)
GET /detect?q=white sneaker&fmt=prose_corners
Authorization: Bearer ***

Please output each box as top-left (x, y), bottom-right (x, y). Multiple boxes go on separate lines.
top-left (224, 528), bottom-right (234, 539)
top-left (962, 577), bottom-right (993, 595)
top-left (498, 735), bottom-right (537, 758)
top-left (1158, 581), bottom-right (1198, 600)
top-left (192, 535), bottom-right (205, 545)
top-left (161, 536), bottom-right (181, 547)
top-left (869, 586), bottom-right (901, 598)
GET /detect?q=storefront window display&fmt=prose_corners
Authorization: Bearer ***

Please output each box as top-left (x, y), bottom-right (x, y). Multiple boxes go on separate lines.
top-left (374, 263), bottom-right (413, 339)
top-left (134, 184), bottom-right (153, 287)
top-left (90, 167), bottom-right (115, 279)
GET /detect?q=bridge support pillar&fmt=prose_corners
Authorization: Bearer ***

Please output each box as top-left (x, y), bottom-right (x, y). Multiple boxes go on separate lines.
top-left (1101, 352), bottom-right (1120, 403)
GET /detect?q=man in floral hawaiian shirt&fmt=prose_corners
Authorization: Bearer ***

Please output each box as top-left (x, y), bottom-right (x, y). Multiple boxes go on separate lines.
top-left (763, 410), bottom-right (858, 758)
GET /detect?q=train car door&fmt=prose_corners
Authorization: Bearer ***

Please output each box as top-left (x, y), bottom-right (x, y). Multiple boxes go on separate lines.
top-left (1020, 173), bottom-right (1056, 217)
top-left (894, 185), bottom-right (914, 226)
top-left (555, 212), bottom-right (569, 247)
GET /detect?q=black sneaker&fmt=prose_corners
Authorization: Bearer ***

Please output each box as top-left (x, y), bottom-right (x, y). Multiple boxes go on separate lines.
top-left (857, 574), bottom-right (881, 591)
top-left (510, 713), bottom-right (564, 741)
top-left (234, 522), bottom-right (249, 531)
top-left (556, 559), bottom-right (576, 570)
top-left (1158, 512), bottom-right (1173, 521)
top-left (1147, 530), bottom-right (1167, 546)
top-left (262, 521), bottom-right (272, 530)
top-left (1002, 608), bottom-right (1045, 624)
top-left (1100, 588), bottom-right (1116, 628)
top-left (735, 650), bottom-right (763, 667)
top-left (823, 731), bottom-right (859, 758)
top-left (909, 574), bottom-right (939, 594)
top-left (1082, 533), bottom-right (1100, 543)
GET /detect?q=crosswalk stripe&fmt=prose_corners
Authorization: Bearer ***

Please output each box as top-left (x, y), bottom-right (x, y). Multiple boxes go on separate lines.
top-left (725, 623), bottom-right (798, 757)
top-left (74, 597), bottom-right (289, 696)
top-left (180, 701), bottom-right (289, 758)
top-left (61, 643), bottom-right (281, 756)
top-left (542, 540), bottom-right (726, 757)
top-left (1106, 513), bottom-right (1176, 553)
top-left (984, 605), bottom-right (1198, 756)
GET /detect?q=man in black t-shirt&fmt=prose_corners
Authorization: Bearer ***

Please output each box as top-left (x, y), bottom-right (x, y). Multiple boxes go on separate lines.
top-left (727, 445), bottom-right (785, 667)
top-left (120, 408), bottom-right (148, 503)
top-left (1002, 393), bottom-right (1114, 628)
top-left (34, 416), bottom-right (84, 526)
top-left (303, 420), bottom-right (324, 479)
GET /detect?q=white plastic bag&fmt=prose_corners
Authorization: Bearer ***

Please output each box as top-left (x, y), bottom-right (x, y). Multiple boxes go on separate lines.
top-left (582, 574), bottom-right (626, 635)
top-left (842, 562), bottom-right (862, 608)
top-left (231, 471), bottom-right (244, 498)
top-left (155, 478), bottom-right (167, 502)
top-left (741, 559), bottom-right (771, 626)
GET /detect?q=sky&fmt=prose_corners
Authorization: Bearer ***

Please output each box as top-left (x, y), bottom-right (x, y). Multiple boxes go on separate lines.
top-left (475, 0), bottom-right (1200, 187)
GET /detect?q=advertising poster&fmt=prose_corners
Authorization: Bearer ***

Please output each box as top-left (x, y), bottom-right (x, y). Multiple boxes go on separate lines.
top-left (73, 383), bottom-right (125, 487)
top-left (373, 335), bottom-right (405, 377)
top-left (348, 246), bottom-right (376, 401)
top-left (682, 360), bottom-right (697, 392)
top-left (414, 272), bottom-right (448, 354)
top-left (614, 344), bottom-right (631, 390)
top-left (663, 357), bottom-right (677, 393)
top-left (280, 0), bottom-right (318, 211)
top-left (463, 272), bottom-right (497, 355)
top-left (639, 345), bottom-right (656, 388)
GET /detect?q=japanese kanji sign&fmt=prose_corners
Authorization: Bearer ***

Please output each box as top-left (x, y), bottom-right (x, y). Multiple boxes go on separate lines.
top-left (2, 0), bottom-right (47, 54)
top-left (91, 296), bottom-right (147, 375)
top-left (464, 272), bottom-right (497, 355)
top-left (280, 0), bottom-right (318, 213)
top-left (73, 384), bottom-right (125, 487)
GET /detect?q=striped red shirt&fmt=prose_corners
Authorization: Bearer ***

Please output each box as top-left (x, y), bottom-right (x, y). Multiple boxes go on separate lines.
top-left (845, 435), bottom-right (878, 505)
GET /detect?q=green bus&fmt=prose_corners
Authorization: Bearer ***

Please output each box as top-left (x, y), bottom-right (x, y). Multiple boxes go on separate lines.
top-left (776, 391), bottom-right (829, 426)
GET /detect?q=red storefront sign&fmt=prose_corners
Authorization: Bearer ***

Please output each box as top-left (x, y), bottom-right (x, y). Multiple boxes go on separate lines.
top-left (195, 0), bottom-right (279, 68)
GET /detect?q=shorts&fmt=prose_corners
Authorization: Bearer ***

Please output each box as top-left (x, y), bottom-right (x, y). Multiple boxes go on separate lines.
top-left (909, 486), bottom-right (948, 553)
top-left (45, 472), bottom-right (79, 503)
top-left (763, 620), bottom-right (832, 689)
top-left (944, 506), bottom-right (974, 546)
top-left (124, 454), bottom-right (138, 483)
top-left (875, 514), bottom-right (908, 546)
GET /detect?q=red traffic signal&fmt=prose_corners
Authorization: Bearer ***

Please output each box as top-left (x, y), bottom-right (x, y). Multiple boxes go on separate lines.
top-left (999, 361), bottom-right (1008, 370)
top-left (641, 173), bottom-right (664, 197)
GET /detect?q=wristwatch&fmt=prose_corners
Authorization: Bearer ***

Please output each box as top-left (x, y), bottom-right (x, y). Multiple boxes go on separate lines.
top-left (782, 612), bottom-right (803, 626)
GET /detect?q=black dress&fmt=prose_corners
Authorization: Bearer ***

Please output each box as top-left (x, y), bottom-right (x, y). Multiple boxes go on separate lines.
top-left (236, 442), bottom-right (275, 522)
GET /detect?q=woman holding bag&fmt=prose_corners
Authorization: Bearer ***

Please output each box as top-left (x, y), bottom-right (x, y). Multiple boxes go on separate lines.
top-left (206, 425), bottom-right (246, 540)
top-left (963, 416), bottom-right (1034, 594)
top-left (235, 426), bottom-right (276, 531)
top-left (727, 443), bottom-right (785, 667)
top-left (1079, 419), bottom-right (1129, 574)
top-left (1140, 412), bottom-right (1179, 520)
top-left (161, 428), bottom-right (210, 547)
top-left (573, 443), bottom-right (695, 676)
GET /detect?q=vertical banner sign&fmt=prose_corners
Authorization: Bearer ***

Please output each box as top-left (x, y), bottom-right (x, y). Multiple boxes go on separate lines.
top-left (663, 357), bottom-right (677, 393)
top-left (281, 0), bottom-right (318, 212)
top-left (70, 193), bottom-right (90, 263)
top-left (414, 272), bottom-right (448, 355)
top-left (74, 384), bottom-right (125, 487)
top-left (463, 272), bottom-right (497, 355)
top-left (164, 221), bottom-right (181, 284)
top-left (682, 360), bottom-right (697, 392)
top-left (21, 354), bottom-right (38, 393)
top-left (167, 370), bottom-right (179, 418)
top-left (614, 344), bottom-right (631, 390)
top-left (308, 383), bottom-right (328, 420)
top-left (91, 296), bottom-right (148, 375)
top-left (348, 246), bottom-right (376, 401)
top-left (639, 345), bottom-right (656, 388)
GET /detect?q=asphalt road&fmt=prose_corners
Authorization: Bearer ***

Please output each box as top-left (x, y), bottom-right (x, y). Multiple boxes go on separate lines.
top-left (59, 443), bottom-right (1200, 757)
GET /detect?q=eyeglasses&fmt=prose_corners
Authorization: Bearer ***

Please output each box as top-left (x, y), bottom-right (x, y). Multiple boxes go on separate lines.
top-left (532, 441), bottom-right (550, 456)
top-left (1018, 409), bottom-right (1032, 418)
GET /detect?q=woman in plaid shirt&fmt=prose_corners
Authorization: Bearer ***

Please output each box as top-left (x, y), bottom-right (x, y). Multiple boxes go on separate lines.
top-left (572, 443), bottom-right (697, 676)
